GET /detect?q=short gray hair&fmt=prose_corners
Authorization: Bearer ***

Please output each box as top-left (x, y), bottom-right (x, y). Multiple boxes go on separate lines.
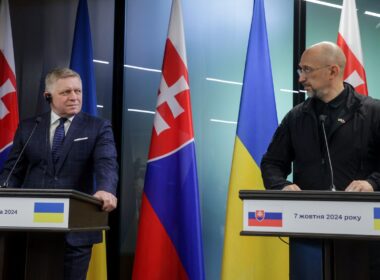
top-left (45, 68), bottom-right (81, 92)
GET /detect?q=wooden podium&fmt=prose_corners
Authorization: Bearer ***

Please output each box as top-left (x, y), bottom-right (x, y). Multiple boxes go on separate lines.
top-left (240, 190), bottom-right (380, 280)
top-left (0, 188), bottom-right (108, 280)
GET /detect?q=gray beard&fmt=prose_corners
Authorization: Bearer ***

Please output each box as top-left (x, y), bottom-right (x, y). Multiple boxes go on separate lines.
top-left (306, 89), bottom-right (324, 100)
top-left (306, 90), bottom-right (315, 98)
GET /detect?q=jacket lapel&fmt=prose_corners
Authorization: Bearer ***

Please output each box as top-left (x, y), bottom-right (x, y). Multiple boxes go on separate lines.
top-left (54, 112), bottom-right (85, 174)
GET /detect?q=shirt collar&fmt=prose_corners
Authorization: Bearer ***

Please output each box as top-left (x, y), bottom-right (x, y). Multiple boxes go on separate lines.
top-left (327, 88), bottom-right (347, 109)
top-left (314, 88), bottom-right (348, 114)
top-left (50, 111), bottom-right (75, 125)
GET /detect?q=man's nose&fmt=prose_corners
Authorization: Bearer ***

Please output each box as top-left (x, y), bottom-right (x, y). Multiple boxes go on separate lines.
top-left (298, 73), bottom-right (306, 83)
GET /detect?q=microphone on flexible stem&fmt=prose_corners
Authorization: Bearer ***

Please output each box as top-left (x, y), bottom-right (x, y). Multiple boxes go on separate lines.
top-left (1, 117), bottom-right (42, 188)
top-left (319, 114), bottom-right (336, 192)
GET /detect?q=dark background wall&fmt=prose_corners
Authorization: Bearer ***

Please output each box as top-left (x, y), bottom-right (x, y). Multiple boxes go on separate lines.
top-left (9, 0), bottom-right (115, 121)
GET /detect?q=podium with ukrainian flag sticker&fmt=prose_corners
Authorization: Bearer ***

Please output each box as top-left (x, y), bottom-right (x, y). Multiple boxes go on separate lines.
top-left (240, 190), bottom-right (380, 280)
top-left (0, 188), bottom-right (108, 280)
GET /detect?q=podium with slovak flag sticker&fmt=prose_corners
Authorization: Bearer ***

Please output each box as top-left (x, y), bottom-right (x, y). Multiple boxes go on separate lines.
top-left (0, 188), bottom-right (108, 280)
top-left (240, 190), bottom-right (380, 280)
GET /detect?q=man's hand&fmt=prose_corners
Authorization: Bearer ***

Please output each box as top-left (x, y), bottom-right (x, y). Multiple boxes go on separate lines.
top-left (282, 184), bottom-right (301, 191)
top-left (94, 190), bottom-right (118, 212)
top-left (345, 180), bottom-right (374, 192)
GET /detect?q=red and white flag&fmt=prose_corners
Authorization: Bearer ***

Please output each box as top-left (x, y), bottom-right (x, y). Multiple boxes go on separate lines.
top-left (337, 0), bottom-right (368, 95)
top-left (0, 0), bottom-right (19, 170)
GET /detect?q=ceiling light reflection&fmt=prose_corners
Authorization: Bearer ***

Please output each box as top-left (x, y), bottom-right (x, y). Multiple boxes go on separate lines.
top-left (124, 64), bottom-right (161, 73)
top-left (206, 77), bottom-right (243, 86)
top-left (280, 88), bottom-right (299, 93)
top-left (93, 59), bottom-right (109, 64)
top-left (364, 11), bottom-right (380, 18)
top-left (210, 118), bottom-right (237, 125)
top-left (128, 108), bottom-right (155, 114)
top-left (304, 0), bottom-right (342, 9)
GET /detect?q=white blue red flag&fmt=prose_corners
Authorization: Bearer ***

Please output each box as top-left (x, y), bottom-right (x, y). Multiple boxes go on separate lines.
top-left (132, 0), bottom-right (205, 279)
top-left (0, 0), bottom-right (19, 171)
top-left (337, 0), bottom-right (368, 95)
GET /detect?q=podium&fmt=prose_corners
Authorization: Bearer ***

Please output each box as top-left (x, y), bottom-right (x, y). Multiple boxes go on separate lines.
top-left (240, 190), bottom-right (380, 280)
top-left (0, 188), bottom-right (108, 280)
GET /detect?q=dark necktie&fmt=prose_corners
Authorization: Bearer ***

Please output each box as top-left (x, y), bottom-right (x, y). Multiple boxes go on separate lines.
top-left (52, 118), bottom-right (67, 164)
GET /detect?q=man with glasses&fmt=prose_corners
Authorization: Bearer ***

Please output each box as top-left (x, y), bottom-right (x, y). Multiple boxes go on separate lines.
top-left (261, 41), bottom-right (380, 279)
top-left (262, 41), bottom-right (380, 192)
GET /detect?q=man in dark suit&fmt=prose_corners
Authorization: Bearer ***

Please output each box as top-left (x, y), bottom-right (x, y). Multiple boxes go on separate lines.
top-left (0, 68), bottom-right (118, 280)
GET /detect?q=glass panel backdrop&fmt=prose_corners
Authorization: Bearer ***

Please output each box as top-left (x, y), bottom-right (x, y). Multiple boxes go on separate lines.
top-left (120, 0), bottom-right (293, 279)
top-left (90, 0), bottom-right (115, 120)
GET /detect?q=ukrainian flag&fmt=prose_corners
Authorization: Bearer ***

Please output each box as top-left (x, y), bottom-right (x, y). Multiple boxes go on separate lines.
top-left (34, 202), bottom-right (64, 223)
top-left (374, 208), bottom-right (380, 230)
top-left (221, 0), bottom-right (289, 279)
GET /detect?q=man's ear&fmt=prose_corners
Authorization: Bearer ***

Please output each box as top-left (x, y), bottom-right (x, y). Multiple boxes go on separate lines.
top-left (44, 92), bottom-right (52, 103)
top-left (330, 64), bottom-right (341, 78)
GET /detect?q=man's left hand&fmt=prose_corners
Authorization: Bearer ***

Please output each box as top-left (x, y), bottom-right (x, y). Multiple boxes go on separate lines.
top-left (345, 180), bottom-right (374, 192)
top-left (94, 190), bottom-right (118, 212)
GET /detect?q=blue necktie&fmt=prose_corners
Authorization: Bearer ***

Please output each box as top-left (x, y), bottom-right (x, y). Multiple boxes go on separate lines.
top-left (52, 118), bottom-right (67, 164)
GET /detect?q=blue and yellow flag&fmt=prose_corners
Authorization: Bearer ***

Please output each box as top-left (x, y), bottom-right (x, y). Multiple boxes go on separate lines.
top-left (374, 208), bottom-right (380, 230)
top-left (70, 0), bottom-right (97, 116)
top-left (69, 0), bottom-right (107, 279)
top-left (221, 0), bottom-right (289, 279)
top-left (33, 202), bottom-right (64, 223)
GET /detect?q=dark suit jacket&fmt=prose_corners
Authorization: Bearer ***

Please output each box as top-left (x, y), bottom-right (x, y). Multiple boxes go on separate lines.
top-left (0, 111), bottom-right (118, 246)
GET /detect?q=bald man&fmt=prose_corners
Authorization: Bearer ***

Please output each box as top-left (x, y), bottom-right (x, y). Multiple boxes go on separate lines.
top-left (262, 41), bottom-right (380, 192)
top-left (261, 41), bottom-right (380, 278)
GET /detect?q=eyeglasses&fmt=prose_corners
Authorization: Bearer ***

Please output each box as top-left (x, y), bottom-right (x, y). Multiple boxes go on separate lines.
top-left (297, 65), bottom-right (331, 76)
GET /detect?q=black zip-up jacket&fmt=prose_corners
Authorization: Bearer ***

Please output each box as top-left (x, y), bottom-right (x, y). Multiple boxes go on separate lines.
top-left (261, 83), bottom-right (380, 191)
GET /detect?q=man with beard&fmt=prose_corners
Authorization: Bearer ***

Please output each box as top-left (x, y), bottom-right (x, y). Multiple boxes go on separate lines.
top-left (261, 41), bottom-right (380, 279)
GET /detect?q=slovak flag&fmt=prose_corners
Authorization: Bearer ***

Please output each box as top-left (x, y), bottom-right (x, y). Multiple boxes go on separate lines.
top-left (132, 0), bottom-right (205, 279)
top-left (337, 0), bottom-right (368, 95)
top-left (0, 0), bottom-right (19, 171)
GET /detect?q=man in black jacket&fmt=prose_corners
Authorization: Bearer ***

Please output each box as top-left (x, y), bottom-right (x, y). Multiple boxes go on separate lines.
top-left (262, 41), bottom-right (380, 192)
top-left (261, 41), bottom-right (380, 279)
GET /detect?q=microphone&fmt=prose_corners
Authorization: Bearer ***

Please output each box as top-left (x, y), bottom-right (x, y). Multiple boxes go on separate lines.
top-left (319, 114), bottom-right (336, 191)
top-left (1, 117), bottom-right (42, 188)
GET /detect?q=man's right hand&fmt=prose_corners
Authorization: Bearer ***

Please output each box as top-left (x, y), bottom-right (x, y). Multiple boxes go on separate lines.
top-left (282, 184), bottom-right (301, 191)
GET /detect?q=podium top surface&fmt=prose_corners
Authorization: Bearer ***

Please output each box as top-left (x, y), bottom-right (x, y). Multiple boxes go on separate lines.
top-left (240, 190), bottom-right (380, 202)
top-left (0, 188), bottom-right (102, 206)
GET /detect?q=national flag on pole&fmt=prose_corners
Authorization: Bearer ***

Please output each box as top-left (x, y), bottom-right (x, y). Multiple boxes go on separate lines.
top-left (337, 0), bottom-right (368, 95)
top-left (69, 0), bottom-right (106, 279)
top-left (132, 0), bottom-right (205, 279)
top-left (70, 0), bottom-right (97, 116)
top-left (0, 0), bottom-right (19, 172)
top-left (221, 0), bottom-right (288, 279)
